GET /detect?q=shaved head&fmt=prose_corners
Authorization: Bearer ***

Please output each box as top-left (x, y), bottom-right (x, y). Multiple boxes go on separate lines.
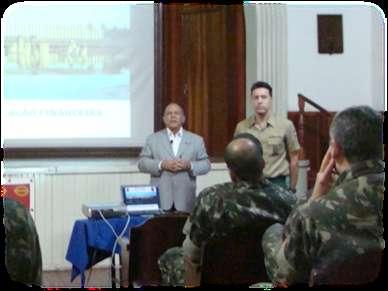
top-left (163, 103), bottom-right (184, 116)
top-left (224, 134), bottom-right (264, 182)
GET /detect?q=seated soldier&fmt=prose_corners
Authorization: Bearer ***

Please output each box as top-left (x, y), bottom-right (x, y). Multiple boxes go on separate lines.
top-left (158, 133), bottom-right (296, 286)
top-left (262, 105), bottom-right (384, 286)
top-left (3, 198), bottom-right (42, 287)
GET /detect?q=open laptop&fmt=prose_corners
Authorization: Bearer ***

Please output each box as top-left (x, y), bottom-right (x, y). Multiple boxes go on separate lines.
top-left (121, 185), bottom-right (161, 215)
top-left (82, 185), bottom-right (161, 219)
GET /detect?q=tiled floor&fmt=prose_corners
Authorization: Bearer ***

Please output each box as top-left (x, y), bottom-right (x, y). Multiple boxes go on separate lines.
top-left (43, 268), bottom-right (112, 288)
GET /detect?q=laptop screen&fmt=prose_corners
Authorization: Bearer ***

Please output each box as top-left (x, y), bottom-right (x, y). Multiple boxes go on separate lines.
top-left (121, 185), bottom-right (160, 212)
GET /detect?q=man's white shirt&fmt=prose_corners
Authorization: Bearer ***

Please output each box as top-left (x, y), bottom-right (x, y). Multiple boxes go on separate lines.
top-left (167, 127), bottom-right (183, 157)
top-left (158, 127), bottom-right (192, 171)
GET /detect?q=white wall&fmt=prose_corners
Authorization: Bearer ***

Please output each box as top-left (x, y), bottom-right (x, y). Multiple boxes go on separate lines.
top-left (244, 3), bottom-right (385, 113)
top-left (287, 4), bottom-right (385, 111)
top-left (3, 159), bottom-right (230, 270)
top-left (370, 5), bottom-right (386, 110)
top-left (244, 4), bottom-right (257, 117)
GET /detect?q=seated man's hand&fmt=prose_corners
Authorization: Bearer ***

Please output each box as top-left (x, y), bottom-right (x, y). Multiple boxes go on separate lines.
top-left (310, 149), bottom-right (335, 200)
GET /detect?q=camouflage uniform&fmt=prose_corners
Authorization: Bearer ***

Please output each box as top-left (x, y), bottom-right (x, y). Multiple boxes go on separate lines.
top-left (158, 179), bottom-right (296, 286)
top-left (262, 159), bottom-right (385, 285)
top-left (3, 198), bottom-right (42, 286)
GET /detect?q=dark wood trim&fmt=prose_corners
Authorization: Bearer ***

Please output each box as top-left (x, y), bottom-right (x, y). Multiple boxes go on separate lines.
top-left (159, 4), bottom-right (245, 158)
top-left (288, 111), bottom-right (335, 189)
top-left (154, 3), bottom-right (164, 132)
top-left (3, 147), bottom-right (142, 159)
top-left (227, 4), bottom-right (246, 138)
top-left (298, 94), bottom-right (331, 116)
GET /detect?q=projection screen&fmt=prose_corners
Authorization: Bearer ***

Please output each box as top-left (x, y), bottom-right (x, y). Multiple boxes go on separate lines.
top-left (1, 2), bottom-right (154, 148)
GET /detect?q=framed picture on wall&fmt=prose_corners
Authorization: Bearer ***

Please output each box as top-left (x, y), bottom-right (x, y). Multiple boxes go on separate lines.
top-left (317, 14), bottom-right (343, 54)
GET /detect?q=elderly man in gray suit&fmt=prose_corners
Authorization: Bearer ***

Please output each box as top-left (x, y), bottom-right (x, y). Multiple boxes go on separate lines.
top-left (138, 103), bottom-right (211, 213)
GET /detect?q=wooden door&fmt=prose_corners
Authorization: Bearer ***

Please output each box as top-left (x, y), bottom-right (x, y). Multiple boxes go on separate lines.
top-left (155, 4), bottom-right (245, 158)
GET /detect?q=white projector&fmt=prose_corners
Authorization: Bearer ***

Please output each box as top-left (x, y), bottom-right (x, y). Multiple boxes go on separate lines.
top-left (82, 203), bottom-right (128, 219)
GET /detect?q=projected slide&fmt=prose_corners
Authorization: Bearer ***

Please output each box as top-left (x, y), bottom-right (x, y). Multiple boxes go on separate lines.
top-left (2, 3), bottom-right (154, 144)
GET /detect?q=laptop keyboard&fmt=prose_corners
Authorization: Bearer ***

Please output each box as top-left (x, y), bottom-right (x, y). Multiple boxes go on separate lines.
top-left (125, 204), bottom-right (159, 212)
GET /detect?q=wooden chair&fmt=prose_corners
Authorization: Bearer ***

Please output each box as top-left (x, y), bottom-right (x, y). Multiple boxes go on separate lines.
top-left (127, 212), bottom-right (189, 287)
top-left (200, 227), bottom-right (271, 286)
top-left (309, 249), bottom-right (384, 287)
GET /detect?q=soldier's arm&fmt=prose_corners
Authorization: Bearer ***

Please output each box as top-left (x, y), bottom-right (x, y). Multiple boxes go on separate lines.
top-left (182, 218), bottom-right (202, 265)
top-left (310, 149), bottom-right (335, 200)
top-left (285, 120), bottom-right (300, 192)
top-left (187, 189), bottom-right (216, 247)
top-left (289, 150), bottom-right (299, 191)
top-left (263, 208), bottom-right (316, 285)
top-left (4, 199), bottom-right (42, 286)
top-left (182, 236), bottom-right (202, 287)
top-left (182, 191), bottom-right (215, 286)
top-left (233, 122), bottom-right (242, 137)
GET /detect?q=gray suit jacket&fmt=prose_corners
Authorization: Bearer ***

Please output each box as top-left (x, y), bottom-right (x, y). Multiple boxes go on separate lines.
top-left (138, 129), bottom-right (211, 212)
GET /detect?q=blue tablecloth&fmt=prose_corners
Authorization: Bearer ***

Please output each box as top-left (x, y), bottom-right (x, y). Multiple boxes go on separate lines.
top-left (65, 215), bottom-right (149, 286)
